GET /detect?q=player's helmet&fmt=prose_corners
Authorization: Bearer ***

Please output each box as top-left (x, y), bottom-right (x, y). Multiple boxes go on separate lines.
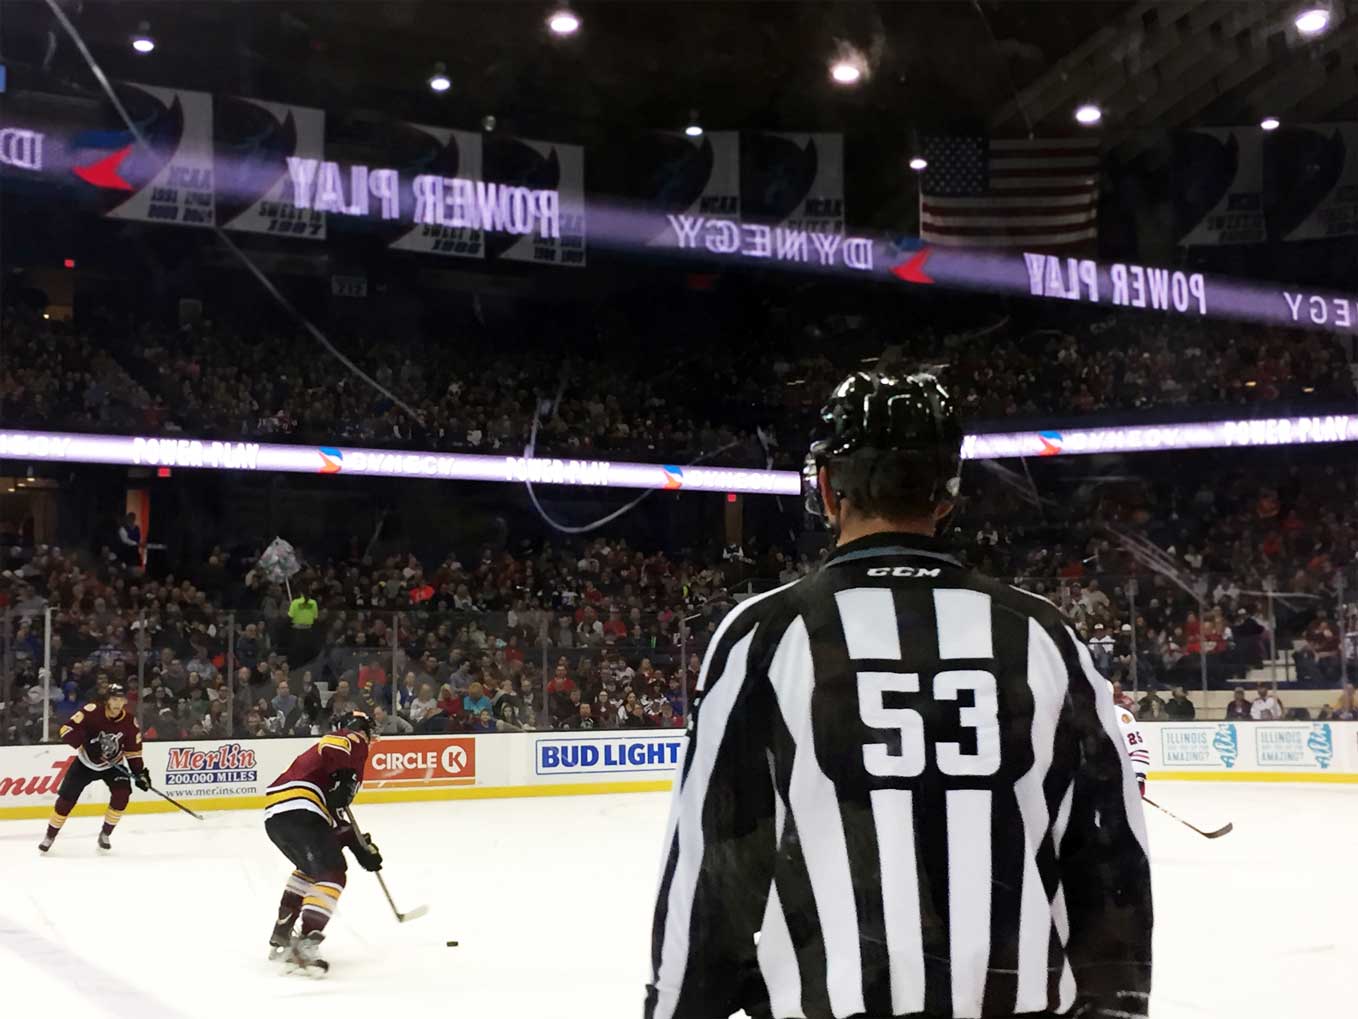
top-left (105, 682), bottom-right (127, 699)
top-left (803, 371), bottom-right (963, 521)
top-left (333, 710), bottom-right (374, 738)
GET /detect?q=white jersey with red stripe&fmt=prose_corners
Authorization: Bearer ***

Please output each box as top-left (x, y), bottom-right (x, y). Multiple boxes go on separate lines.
top-left (1115, 706), bottom-right (1150, 781)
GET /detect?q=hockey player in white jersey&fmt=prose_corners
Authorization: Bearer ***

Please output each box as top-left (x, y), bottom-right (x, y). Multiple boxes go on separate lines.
top-left (1114, 697), bottom-right (1150, 798)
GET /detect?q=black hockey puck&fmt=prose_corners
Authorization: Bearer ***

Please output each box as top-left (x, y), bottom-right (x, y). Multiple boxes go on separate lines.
top-left (446, 940), bottom-right (459, 947)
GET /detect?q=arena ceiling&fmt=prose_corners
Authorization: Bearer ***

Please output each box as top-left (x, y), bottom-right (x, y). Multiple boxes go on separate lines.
top-left (6, 2), bottom-right (1352, 149)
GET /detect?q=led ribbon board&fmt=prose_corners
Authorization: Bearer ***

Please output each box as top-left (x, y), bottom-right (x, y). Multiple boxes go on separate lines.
top-left (3, 417), bottom-right (1356, 493)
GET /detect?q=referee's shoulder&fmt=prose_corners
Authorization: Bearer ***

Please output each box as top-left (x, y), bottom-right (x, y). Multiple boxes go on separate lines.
top-left (934, 565), bottom-right (1074, 631)
top-left (712, 575), bottom-right (808, 641)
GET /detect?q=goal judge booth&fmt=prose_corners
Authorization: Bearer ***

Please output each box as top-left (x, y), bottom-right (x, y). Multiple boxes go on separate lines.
top-left (645, 371), bottom-right (1152, 1019)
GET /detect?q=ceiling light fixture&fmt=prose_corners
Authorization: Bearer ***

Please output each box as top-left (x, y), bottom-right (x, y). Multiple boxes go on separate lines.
top-left (548, 7), bottom-right (581, 36)
top-left (1294, 6), bottom-right (1332, 35)
top-left (830, 60), bottom-right (862, 85)
top-left (1260, 116), bottom-right (1281, 131)
top-left (684, 111), bottom-right (703, 138)
top-left (131, 21), bottom-right (155, 54)
top-left (428, 62), bottom-right (451, 93)
top-left (908, 156), bottom-right (928, 171)
top-left (1075, 103), bottom-right (1102, 125)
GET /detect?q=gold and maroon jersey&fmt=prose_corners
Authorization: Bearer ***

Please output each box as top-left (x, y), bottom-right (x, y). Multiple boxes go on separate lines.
top-left (264, 730), bottom-right (370, 828)
top-left (59, 703), bottom-right (145, 774)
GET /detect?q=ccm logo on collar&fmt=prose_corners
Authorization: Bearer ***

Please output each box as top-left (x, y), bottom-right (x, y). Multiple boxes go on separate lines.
top-left (866, 566), bottom-right (941, 578)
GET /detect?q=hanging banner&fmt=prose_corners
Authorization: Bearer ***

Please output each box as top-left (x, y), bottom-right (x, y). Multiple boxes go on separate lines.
top-left (68, 82), bottom-right (215, 228)
top-left (741, 131), bottom-right (845, 235)
top-left (217, 98), bottom-right (325, 240)
top-left (1276, 123), bottom-right (1358, 241)
top-left (488, 135), bottom-right (586, 267)
top-left (1175, 127), bottom-right (1264, 246)
top-left (388, 124), bottom-right (485, 259)
top-left (643, 130), bottom-right (740, 246)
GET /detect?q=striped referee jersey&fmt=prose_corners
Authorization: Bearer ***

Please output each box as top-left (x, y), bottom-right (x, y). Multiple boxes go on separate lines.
top-left (646, 533), bottom-right (1152, 1019)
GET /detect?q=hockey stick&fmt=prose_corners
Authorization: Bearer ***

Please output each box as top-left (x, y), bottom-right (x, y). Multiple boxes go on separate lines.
top-left (1143, 796), bottom-right (1232, 839)
top-left (115, 764), bottom-right (205, 820)
top-left (340, 807), bottom-right (429, 923)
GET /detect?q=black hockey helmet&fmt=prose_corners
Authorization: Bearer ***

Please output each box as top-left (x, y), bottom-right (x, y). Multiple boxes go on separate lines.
top-left (803, 371), bottom-right (963, 520)
top-left (105, 682), bottom-right (128, 699)
top-left (333, 709), bottom-right (374, 738)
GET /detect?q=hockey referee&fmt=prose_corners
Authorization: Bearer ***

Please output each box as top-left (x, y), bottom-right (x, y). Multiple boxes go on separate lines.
top-left (645, 372), bottom-right (1151, 1019)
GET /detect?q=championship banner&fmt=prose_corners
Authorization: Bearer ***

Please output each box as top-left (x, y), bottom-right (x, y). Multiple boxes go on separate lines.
top-left (641, 130), bottom-right (740, 246)
top-left (217, 98), bottom-right (326, 240)
top-left (488, 135), bottom-right (586, 267)
top-left (741, 131), bottom-right (845, 235)
top-left (69, 82), bottom-right (215, 228)
top-left (1175, 127), bottom-right (1264, 246)
top-left (388, 123), bottom-right (484, 259)
top-left (1277, 123), bottom-right (1358, 241)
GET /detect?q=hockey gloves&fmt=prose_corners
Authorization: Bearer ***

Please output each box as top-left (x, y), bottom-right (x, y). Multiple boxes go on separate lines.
top-left (352, 834), bottom-right (383, 873)
top-left (134, 769), bottom-right (153, 792)
top-left (324, 769), bottom-right (361, 813)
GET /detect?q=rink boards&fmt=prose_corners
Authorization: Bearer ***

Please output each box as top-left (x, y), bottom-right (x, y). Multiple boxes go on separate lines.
top-left (0, 722), bottom-right (1355, 820)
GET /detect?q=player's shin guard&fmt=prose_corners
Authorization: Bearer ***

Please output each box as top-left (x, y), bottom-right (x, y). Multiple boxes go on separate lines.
top-left (270, 870), bottom-right (312, 957)
top-left (42, 796), bottom-right (76, 847)
top-left (299, 872), bottom-right (346, 936)
top-left (101, 786), bottom-right (131, 838)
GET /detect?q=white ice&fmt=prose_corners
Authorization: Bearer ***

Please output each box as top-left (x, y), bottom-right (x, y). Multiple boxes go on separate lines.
top-left (0, 784), bottom-right (1353, 1018)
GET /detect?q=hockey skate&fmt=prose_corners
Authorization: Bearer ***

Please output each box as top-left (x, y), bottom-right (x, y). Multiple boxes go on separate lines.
top-left (37, 835), bottom-right (54, 854)
top-left (97, 833), bottom-right (112, 853)
top-left (268, 912), bottom-right (297, 963)
top-left (284, 932), bottom-right (329, 977)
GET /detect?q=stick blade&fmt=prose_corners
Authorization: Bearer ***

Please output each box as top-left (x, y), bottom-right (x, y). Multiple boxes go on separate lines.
top-left (397, 905), bottom-right (430, 923)
top-left (1203, 822), bottom-right (1233, 839)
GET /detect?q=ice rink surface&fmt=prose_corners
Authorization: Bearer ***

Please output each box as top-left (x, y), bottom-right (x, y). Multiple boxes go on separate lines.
top-left (1, 783), bottom-right (1353, 1018)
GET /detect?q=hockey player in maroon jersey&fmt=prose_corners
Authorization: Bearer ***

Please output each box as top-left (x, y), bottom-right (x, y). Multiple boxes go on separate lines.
top-left (263, 709), bottom-right (383, 975)
top-left (39, 682), bottom-right (152, 854)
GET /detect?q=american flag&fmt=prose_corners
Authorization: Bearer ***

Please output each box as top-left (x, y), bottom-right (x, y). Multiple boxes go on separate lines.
top-left (919, 136), bottom-right (1100, 249)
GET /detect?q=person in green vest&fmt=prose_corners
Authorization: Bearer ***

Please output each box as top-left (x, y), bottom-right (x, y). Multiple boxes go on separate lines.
top-left (287, 586), bottom-right (320, 668)
top-left (288, 587), bottom-right (319, 630)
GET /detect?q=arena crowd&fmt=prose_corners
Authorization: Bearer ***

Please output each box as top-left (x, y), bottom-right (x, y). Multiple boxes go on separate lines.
top-left (2, 307), bottom-right (1350, 471)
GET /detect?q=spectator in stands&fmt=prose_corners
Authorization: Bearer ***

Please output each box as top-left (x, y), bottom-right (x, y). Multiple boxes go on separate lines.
top-left (1250, 683), bottom-right (1283, 721)
top-left (272, 680), bottom-right (300, 731)
top-left (495, 701), bottom-right (529, 732)
top-left (564, 703), bottom-right (599, 730)
top-left (489, 678), bottom-right (519, 717)
top-left (1088, 623), bottom-right (1115, 674)
top-left (655, 699), bottom-right (683, 729)
top-left (1079, 580), bottom-right (1110, 619)
top-left (407, 682), bottom-right (438, 725)
top-left (1136, 688), bottom-right (1167, 721)
top-left (236, 623), bottom-right (263, 672)
top-left (1300, 610), bottom-right (1341, 685)
top-left (1230, 607), bottom-right (1267, 670)
top-left (297, 672), bottom-right (323, 729)
top-left (468, 708), bottom-right (496, 733)
top-left (1332, 683), bottom-right (1358, 721)
top-left (602, 607), bottom-right (628, 641)
top-left (463, 680), bottom-right (493, 719)
top-left (1164, 686), bottom-right (1195, 720)
top-left (54, 681), bottom-right (82, 723)
top-left (116, 513), bottom-right (141, 566)
top-left (372, 703), bottom-right (413, 736)
top-left (546, 664), bottom-right (577, 723)
top-left (1111, 681), bottom-right (1136, 712)
top-left (593, 690), bottom-right (615, 728)
top-left (395, 671), bottom-right (419, 717)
